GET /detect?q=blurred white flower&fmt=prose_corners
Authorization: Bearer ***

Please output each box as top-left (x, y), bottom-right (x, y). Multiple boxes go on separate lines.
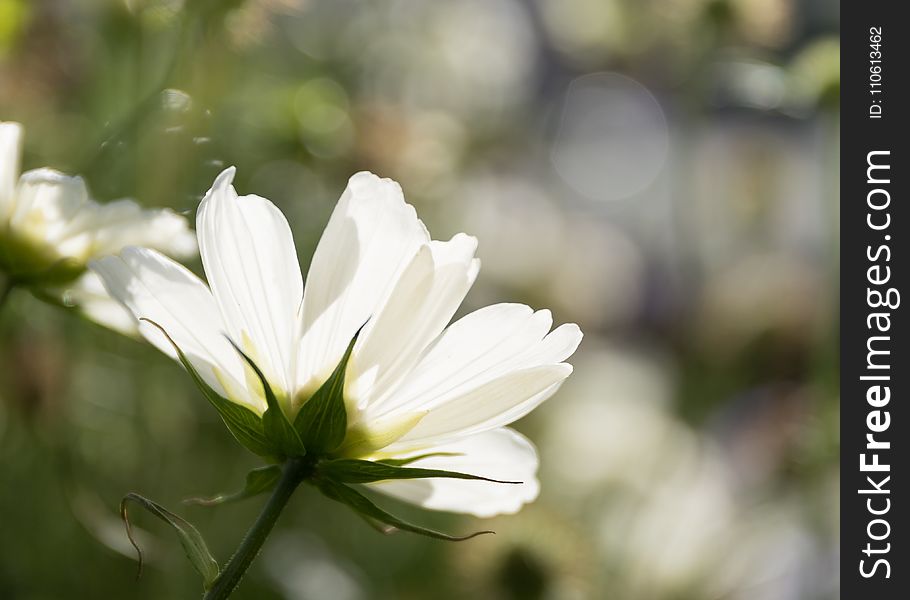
top-left (539, 343), bottom-right (676, 494)
top-left (263, 532), bottom-right (364, 600)
top-left (0, 121), bottom-right (197, 333)
top-left (540, 342), bottom-right (831, 599)
top-left (91, 167), bottom-right (582, 517)
top-left (597, 439), bottom-right (741, 599)
top-left (454, 174), bottom-right (566, 291)
top-left (453, 173), bottom-right (645, 328)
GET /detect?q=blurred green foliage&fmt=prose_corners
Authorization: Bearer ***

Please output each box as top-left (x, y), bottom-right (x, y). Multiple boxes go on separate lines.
top-left (2, 1), bottom-right (839, 598)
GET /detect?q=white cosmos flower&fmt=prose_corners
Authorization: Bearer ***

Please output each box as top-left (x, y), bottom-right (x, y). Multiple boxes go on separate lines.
top-left (90, 167), bottom-right (582, 517)
top-left (0, 121), bottom-right (196, 333)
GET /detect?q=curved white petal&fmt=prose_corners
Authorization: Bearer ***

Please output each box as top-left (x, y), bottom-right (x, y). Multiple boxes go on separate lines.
top-left (348, 233), bottom-right (479, 408)
top-left (0, 121), bottom-right (23, 219)
top-left (368, 428), bottom-right (540, 518)
top-left (391, 364), bottom-right (572, 445)
top-left (90, 247), bottom-right (262, 413)
top-left (370, 304), bottom-right (581, 415)
top-left (197, 167), bottom-right (303, 396)
top-left (88, 198), bottom-right (198, 259)
top-left (365, 304), bottom-right (581, 445)
top-left (64, 272), bottom-right (140, 336)
top-left (297, 172), bottom-right (429, 394)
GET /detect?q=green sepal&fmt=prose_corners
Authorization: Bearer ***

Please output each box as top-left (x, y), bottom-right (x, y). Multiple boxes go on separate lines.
top-left (120, 492), bottom-right (220, 590)
top-left (140, 319), bottom-right (273, 457)
top-left (356, 513), bottom-right (397, 535)
top-left (226, 339), bottom-right (305, 459)
top-left (318, 458), bottom-right (520, 485)
top-left (183, 465), bottom-right (282, 507)
top-left (293, 328), bottom-right (361, 455)
top-left (0, 233), bottom-right (84, 286)
top-left (315, 479), bottom-right (494, 542)
top-left (377, 452), bottom-right (462, 467)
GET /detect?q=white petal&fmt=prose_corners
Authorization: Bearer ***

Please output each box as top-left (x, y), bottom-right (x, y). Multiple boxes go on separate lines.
top-left (0, 121), bottom-right (23, 219)
top-left (348, 233), bottom-right (479, 408)
top-left (370, 304), bottom-right (580, 417)
top-left (89, 247), bottom-right (262, 413)
top-left (368, 428), bottom-right (540, 517)
top-left (10, 169), bottom-right (93, 254)
top-left (88, 199), bottom-right (198, 259)
top-left (391, 364), bottom-right (572, 445)
top-left (197, 167), bottom-right (303, 396)
top-left (367, 304), bottom-right (581, 444)
top-left (65, 272), bottom-right (140, 336)
top-left (297, 172), bottom-right (429, 393)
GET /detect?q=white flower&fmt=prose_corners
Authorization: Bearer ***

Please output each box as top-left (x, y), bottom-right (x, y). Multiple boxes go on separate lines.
top-left (0, 121), bottom-right (196, 333)
top-left (90, 167), bottom-right (582, 517)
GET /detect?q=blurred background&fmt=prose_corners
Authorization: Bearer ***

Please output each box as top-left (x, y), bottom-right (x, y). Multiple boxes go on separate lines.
top-left (0, 0), bottom-right (839, 598)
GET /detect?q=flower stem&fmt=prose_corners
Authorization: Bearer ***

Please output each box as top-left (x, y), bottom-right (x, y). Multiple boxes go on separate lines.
top-left (202, 457), bottom-right (310, 600)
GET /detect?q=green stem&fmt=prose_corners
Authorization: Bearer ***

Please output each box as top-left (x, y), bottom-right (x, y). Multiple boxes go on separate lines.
top-left (202, 457), bottom-right (310, 600)
top-left (80, 5), bottom-right (200, 176)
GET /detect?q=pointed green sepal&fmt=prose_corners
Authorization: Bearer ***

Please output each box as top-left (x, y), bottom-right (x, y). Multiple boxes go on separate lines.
top-left (140, 319), bottom-right (273, 457)
top-left (315, 479), bottom-right (494, 541)
top-left (377, 452), bottom-right (462, 467)
top-left (318, 458), bottom-right (521, 485)
top-left (357, 513), bottom-right (397, 535)
top-left (120, 492), bottom-right (220, 590)
top-left (226, 338), bottom-right (305, 458)
top-left (293, 328), bottom-right (361, 455)
top-left (183, 465), bottom-right (282, 507)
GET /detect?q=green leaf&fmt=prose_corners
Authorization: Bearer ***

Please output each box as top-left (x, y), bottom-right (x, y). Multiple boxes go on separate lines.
top-left (293, 328), bottom-right (361, 454)
top-left (318, 458), bottom-right (521, 485)
top-left (140, 319), bottom-right (273, 457)
top-left (226, 338), bottom-right (305, 458)
top-left (315, 479), bottom-right (494, 542)
top-left (120, 492), bottom-right (220, 590)
top-left (183, 465), bottom-right (282, 507)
